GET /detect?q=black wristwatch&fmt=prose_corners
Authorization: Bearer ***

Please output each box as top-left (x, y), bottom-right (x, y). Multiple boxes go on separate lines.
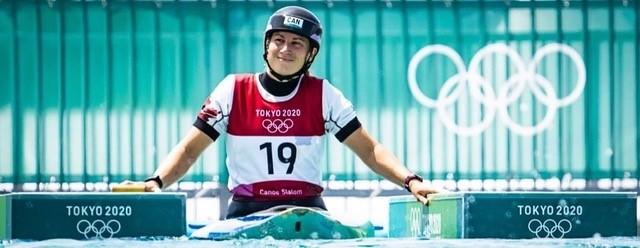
top-left (144, 175), bottom-right (164, 189)
top-left (403, 174), bottom-right (423, 192)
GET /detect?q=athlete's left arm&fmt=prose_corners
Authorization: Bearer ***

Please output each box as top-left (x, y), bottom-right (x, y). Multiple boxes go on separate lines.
top-left (343, 126), bottom-right (440, 204)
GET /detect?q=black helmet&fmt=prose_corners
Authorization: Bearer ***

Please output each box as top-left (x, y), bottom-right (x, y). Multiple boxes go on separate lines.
top-left (263, 6), bottom-right (323, 81)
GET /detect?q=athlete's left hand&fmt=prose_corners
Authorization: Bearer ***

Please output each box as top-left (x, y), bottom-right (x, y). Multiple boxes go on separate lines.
top-left (408, 181), bottom-right (444, 205)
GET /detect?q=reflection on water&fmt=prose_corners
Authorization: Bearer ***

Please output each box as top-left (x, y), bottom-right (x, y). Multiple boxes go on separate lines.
top-left (6, 237), bottom-right (640, 248)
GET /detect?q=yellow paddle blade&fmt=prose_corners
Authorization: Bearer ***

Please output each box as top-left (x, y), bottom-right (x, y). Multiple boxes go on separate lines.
top-left (111, 183), bottom-right (146, 192)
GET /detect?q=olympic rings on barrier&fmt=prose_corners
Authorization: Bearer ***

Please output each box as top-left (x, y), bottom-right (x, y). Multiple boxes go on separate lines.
top-left (76, 219), bottom-right (121, 239)
top-left (408, 43), bottom-right (586, 136)
top-left (527, 218), bottom-right (573, 239)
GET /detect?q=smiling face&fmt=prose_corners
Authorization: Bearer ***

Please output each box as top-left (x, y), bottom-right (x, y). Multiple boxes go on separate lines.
top-left (265, 31), bottom-right (316, 77)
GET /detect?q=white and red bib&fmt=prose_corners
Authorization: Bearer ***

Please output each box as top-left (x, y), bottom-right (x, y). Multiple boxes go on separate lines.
top-left (198, 73), bottom-right (356, 200)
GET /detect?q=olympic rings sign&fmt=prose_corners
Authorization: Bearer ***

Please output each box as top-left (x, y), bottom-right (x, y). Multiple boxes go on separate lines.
top-left (76, 219), bottom-right (121, 239)
top-left (262, 118), bottom-right (294, 134)
top-left (527, 218), bottom-right (572, 238)
top-left (408, 43), bottom-right (586, 136)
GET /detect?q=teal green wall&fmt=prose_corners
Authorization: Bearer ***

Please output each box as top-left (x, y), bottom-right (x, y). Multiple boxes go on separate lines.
top-left (0, 0), bottom-right (638, 184)
top-left (0, 194), bottom-right (9, 240)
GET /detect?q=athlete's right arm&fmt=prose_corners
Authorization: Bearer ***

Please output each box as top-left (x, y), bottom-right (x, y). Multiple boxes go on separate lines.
top-left (123, 75), bottom-right (234, 192)
top-left (143, 127), bottom-right (214, 191)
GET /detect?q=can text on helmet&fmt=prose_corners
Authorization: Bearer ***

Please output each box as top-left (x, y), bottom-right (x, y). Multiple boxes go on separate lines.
top-left (283, 16), bottom-right (304, 29)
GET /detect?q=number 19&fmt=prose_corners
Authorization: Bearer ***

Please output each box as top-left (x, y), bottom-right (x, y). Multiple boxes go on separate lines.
top-left (259, 142), bottom-right (297, 174)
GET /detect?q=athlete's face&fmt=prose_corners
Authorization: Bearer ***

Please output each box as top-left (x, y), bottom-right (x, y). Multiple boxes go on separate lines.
top-left (266, 31), bottom-right (316, 77)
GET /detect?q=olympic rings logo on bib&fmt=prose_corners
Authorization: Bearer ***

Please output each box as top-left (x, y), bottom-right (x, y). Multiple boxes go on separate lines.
top-left (262, 118), bottom-right (294, 134)
top-left (407, 43), bottom-right (586, 137)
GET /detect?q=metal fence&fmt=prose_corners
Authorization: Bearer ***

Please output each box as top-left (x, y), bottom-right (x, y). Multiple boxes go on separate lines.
top-left (0, 0), bottom-right (638, 190)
